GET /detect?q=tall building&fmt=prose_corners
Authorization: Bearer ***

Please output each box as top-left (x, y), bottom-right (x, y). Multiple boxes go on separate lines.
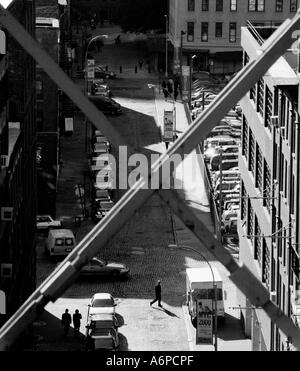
top-left (72, 0), bottom-right (121, 24)
top-left (35, 0), bottom-right (74, 216)
top-left (238, 22), bottom-right (300, 351)
top-left (168, 0), bottom-right (298, 75)
top-left (0, 0), bottom-right (36, 326)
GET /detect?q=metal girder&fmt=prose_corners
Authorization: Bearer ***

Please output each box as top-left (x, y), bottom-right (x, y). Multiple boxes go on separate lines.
top-left (1, 4), bottom-right (300, 350)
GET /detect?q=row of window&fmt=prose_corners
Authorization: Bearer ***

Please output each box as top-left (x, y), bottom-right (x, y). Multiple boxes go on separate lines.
top-left (187, 0), bottom-right (298, 12)
top-left (186, 22), bottom-right (237, 42)
top-left (241, 181), bottom-right (271, 289)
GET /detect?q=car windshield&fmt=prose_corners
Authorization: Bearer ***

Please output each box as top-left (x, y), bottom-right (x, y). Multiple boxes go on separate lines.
top-left (92, 298), bottom-right (114, 307)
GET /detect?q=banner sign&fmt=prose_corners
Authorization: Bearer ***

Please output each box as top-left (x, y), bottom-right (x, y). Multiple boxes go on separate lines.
top-left (196, 300), bottom-right (213, 344)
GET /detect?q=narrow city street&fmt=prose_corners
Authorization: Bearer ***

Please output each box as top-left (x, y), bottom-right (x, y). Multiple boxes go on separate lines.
top-left (33, 27), bottom-right (251, 351)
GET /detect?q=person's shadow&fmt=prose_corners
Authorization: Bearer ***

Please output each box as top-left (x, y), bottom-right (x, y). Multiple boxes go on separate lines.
top-left (153, 306), bottom-right (180, 318)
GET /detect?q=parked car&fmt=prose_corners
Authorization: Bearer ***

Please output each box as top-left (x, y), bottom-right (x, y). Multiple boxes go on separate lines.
top-left (94, 175), bottom-right (114, 190)
top-left (223, 198), bottom-right (240, 211)
top-left (93, 200), bottom-right (114, 222)
top-left (36, 215), bottom-right (62, 233)
top-left (85, 314), bottom-right (119, 351)
top-left (80, 257), bottom-right (129, 278)
top-left (212, 169), bottom-right (240, 185)
top-left (88, 293), bottom-right (117, 316)
top-left (92, 82), bottom-right (112, 98)
top-left (80, 66), bottom-right (116, 80)
top-left (204, 136), bottom-right (237, 151)
top-left (210, 153), bottom-right (239, 171)
top-left (218, 159), bottom-right (239, 171)
top-left (45, 229), bottom-right (76, 258)
top-left (89, 96), bottom-right (122, 115)
top-left (90, 153), bottom-right (112, 173)
top-left (222, 209), bottom-right (239, 230)
top-left (93, 142), bottom-right (110, 154)
top-left (214, 180), bottom-right (240, 194)
top-left (93, 188), bottom-right (112, 202)
top-left (225, 217), bottom-right (238, 235)
top-left (87, 313), bottom-right (119, 329)
top-left (207, 129), bottom-right (234, 139)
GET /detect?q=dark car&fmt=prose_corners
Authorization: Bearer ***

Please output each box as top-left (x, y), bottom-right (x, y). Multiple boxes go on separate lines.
top-left (89, 96), bottom-right (122, 115)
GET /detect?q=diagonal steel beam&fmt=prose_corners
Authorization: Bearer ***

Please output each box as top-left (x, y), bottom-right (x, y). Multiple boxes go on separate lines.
top-left (1, 6), bottom-right (300, 349)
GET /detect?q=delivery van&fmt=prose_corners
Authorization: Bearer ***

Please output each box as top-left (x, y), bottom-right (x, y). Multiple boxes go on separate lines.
top-left (186, 267), bottom-right (226, 327)
top-left (45, 229), bottom-right (76, 258)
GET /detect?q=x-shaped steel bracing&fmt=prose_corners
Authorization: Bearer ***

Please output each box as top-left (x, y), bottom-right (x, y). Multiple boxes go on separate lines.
top-left (1, 5), bottom-right (300, 350)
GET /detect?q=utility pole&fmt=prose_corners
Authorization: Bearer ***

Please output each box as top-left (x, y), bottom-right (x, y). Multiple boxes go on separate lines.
top-left (218, 147), bottom-right (223, 231)
top-left (165, 14), bottom-right (168, 78)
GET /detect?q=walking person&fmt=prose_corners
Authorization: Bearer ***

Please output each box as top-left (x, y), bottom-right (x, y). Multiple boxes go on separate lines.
top-left (73, 309), bottom-right (82, 337)
top-left (150, 280), bottom-right (163, 307)
top-left (163, 87), bottom-right (169, 101)
top-left (61, 309), bottom-right (72, 338)
top-left (174, 88), bottom-right (179, 101)
top-left (161, 80), bottom-right (167, 91)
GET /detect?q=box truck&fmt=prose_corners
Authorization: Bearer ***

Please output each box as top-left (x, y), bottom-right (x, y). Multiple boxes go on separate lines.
top-left (186, 267), bottom-right (226, 326)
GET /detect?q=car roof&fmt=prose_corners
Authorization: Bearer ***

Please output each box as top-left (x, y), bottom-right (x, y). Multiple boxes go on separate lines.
top-left (48, 229), bottom-right (74, 237)
top-left (93, 293), bottom-right (112, 300)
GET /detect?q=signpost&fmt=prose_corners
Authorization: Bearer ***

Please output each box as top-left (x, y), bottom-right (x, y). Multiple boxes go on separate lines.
top-left (196, 300), bottom-right (213, 345)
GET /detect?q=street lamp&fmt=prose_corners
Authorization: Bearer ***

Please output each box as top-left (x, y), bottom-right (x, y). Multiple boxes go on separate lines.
top-left (168, 244), bottom-right (218, 351)
top-left (180, 30), bottom-right (186, 80)
top-left (84, 34), bottom-right (108, 153)
top-left (164, 14), bottom-right (169, 78)
top-left (189, 54), bottom-right (197, 109)
top-left (84, 34), bottom-right (108, 96)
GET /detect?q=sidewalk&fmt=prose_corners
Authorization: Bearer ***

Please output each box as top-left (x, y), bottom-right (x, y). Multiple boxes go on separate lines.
top-left (152, 89), bottom-right (251, 351)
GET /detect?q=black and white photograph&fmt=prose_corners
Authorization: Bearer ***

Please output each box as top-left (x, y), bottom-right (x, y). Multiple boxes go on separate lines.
top-left (0, 0), bottom-right (300, 357)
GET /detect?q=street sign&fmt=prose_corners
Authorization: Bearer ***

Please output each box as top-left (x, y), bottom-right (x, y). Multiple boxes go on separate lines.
top-left (196, 300), bottom-right (213, 344)
top-left (163, 110), bottom-right (175, 142)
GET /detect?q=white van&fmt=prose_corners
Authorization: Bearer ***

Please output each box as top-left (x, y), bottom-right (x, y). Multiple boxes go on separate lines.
top-left (46, 229), bottom-right (76, 257)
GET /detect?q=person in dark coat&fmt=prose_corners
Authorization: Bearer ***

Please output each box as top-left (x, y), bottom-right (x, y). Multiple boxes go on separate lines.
top-left (138, 59), bottom-right (144, 69)
top-left (167, 79), bottom-right (173, 95)
top-left (150, 280), bottom-right (162, 307)
top-left (161, 80), bottom-right (167, 90)
top-left (61, 309), bottom-right (72, 338)
top-left (174, 89), bottom-right (179, 101)
top-left (163, 87), bottom-right (169, 101)
top-left (73, 309), bottom-right (82, 336)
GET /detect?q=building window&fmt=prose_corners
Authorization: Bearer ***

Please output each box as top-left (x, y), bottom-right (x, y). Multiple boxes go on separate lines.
top-left (255, 216), bottom-right (262, 265)
top-left (187, 22), bottom-right (195, 42)
top-left (229, 22), bottom-right (237, 42)
top-left (265, 86), bottom-right (273, 131)
top-left (230, 0), bottom-right (237, 11)
top-left (248, 0), bottom-right (265, 12)
top-left (215, 22), bottom-right (223, 38)
top-left (188, 0), bottom-right (195, 11)
top-left (256, 144), bottom-right (263, 193)
top-left (201, 22), bottom-right (209, 42)
top-left (216, 0), bottom-right (223, 11)
top-left (276, 0), bottom-right (283, 12)
top-left (257, 78), bottom-right (264, 117)
top-left (263, 161), bottom-right (271, 213)
top-left (249, 128), bottom-right (255, 175)
top-left (248, 203), bottom-right (254, 244)
top-left (262, 239), bottom-right (270, 289)
top-left (241, 181), bottom-right (247, 221)
top-left (291, 0), bottom-right (298, 12)
top-left (202, 0), bottom-right (209, 11)
top-left (242, 116), bottom-right (249, 159)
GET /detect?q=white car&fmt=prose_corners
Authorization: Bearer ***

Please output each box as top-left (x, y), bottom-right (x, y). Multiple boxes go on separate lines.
top-left (88, 293), bottom-right (117, 316)
top-left (36, 215), bottom-right (62, 233)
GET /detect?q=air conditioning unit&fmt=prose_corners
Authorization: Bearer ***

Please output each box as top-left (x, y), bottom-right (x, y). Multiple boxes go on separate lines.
top-left (271, 116), bottom-right (279, 128)
top-left (270, 291), bottom-right (277, 302)
top-left (1, 207), bottom-right (13, 221)
top-left (1, 264), bottom-right (12, 278)
top-left (0, 155), bottom-right (8, 168)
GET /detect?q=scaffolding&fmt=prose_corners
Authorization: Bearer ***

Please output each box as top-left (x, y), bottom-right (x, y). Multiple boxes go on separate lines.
top-left (1, 4), bottom-right (300, 350)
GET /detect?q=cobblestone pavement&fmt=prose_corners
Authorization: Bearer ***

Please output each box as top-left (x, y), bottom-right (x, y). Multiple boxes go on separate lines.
top-left (33, 27), bottom-right (250, 351)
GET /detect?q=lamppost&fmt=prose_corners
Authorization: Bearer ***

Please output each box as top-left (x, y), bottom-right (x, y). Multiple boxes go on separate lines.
top-left (84, 34), bottom-right (108, 153)
top-left (189, 54), bottom-right (197, 109)
top-left (168, 244), bottom-right (218, 351)
top-left (164, 14), bottom-right (169, 78)
top-left (84, 34), bottom-right (108, 96)
top-left (180, 30), bottom-right (186, 80)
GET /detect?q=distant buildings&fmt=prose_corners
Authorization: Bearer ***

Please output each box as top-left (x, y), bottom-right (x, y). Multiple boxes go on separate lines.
top-left (0, 0), bottom-right (36, 325)
top-left (168, 0), bottom-right (298, 75)
top-left (72, 0), bottom-right (121, 24)
top-left (238, 21), bottom-right (300, 351)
